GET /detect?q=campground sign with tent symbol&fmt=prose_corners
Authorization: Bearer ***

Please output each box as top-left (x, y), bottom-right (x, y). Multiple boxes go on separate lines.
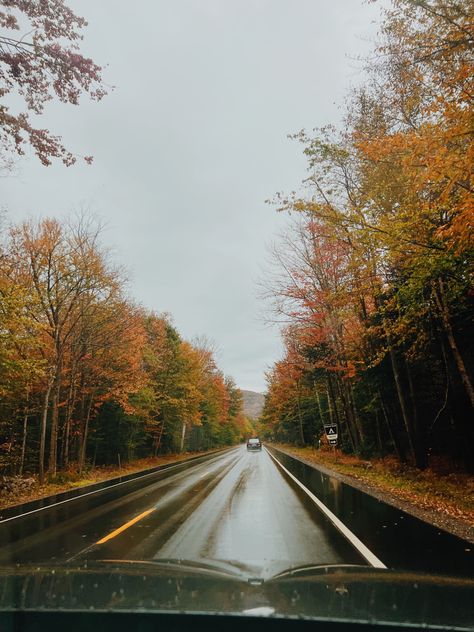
top-left (324, 424), bottom-right (338, 446)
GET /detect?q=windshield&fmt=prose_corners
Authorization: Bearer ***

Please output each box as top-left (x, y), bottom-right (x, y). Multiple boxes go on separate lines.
top-left (0, 0), bottom-right (473, 629)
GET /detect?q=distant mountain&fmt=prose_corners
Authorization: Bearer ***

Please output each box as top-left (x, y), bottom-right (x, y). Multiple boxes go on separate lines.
top-left (241, 390), bottom-right (265, 419)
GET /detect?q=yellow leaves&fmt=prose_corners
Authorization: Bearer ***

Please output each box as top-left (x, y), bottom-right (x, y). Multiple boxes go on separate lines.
top-left (354, 2), bottom-right (474, 253)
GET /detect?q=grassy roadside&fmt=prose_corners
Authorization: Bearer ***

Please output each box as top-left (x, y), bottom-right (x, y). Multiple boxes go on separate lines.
top-left (0, 449), bottom-right (222, 511)
top-left (273, 444), bottom-right (474, 536)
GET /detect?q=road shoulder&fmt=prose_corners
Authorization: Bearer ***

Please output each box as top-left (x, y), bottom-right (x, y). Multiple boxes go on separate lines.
top-left (272, 444), bottom-right (474, 545)
top-left (0, 447), bottom-right (233, 513)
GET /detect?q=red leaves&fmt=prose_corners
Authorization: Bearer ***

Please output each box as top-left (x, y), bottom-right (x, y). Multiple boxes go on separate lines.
top-left (0, 0), bottom-right (106, 166)
top-left (266, 215), bottom-right (367, 382)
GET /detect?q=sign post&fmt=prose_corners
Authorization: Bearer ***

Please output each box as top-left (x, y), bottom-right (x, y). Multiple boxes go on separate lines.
top-left (324, 423), bottom-right (338, 446)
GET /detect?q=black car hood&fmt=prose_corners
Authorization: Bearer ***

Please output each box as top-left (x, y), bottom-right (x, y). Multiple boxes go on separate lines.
top-left (0, 560), bottom-right (473, 629)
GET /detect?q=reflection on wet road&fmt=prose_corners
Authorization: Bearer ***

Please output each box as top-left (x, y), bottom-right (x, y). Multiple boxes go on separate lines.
top-left (0, 446), bottom-right (365, 569)
top-left (154, 447), bottom-right (360, 566)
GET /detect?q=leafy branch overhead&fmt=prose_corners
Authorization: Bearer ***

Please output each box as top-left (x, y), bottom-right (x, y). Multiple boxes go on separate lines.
top-left (0, 0), bottom-right (106, 166)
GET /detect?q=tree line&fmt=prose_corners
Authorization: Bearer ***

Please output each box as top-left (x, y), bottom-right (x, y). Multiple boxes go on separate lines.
top-left (0, 216), bottom-right (249, 482)
top-left (260, 0), bottom-right (474, 470)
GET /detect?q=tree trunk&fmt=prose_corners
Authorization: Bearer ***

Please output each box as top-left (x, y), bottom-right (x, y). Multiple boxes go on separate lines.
top-left (335, 376), bottom-right (359, 452)
top-left (374, 408), bottom-right (383, 454)
top-left (180, 421), bottom-right (187, 453)
top-left (61, 361), bottom-right (76, 467)
top-left (405, 359), bottom-right (419, 433)
top-left (61, 376), bottom-right (76, 468)
top-left (79, 395), bottom-right (94, 474)
top-left (314, 383), bottom-right (325, 425)
top-left (39, 380), bottom-right (53, 485)
top-left (19, 391), bottom-right (30, 476)
top-left (154, 420), bottom-right (165, 456)
top-left (61, 409), bottom-right (71, 469)
top-left (48, 381), bottom-right (59, 477)
top-left (48, 359), bottom-right (62, 477)
top-left (404, 359), bottom-right (427, 468)
top-left (389, 346), bottom-right (417, 465)
top-left (326, 382), bottom-right (335, 426)
top-left (328, 374), bottom-right (357, 452)
top-left (75, 370), bottom-right (86, 462)
top-left (348, 382), bottom-right (364, 446)
top-left (434, 278), bottom-right (474, 410)
top-left (296, 381), bottom-right (305, 445)
top-left (326, 374), bottom-right (340, 424)
top-left (378, 390), bottom-right (405, 462)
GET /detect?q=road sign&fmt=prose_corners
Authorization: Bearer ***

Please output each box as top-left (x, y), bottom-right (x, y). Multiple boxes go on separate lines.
top-left (324, 424), bottom-right (338, 446)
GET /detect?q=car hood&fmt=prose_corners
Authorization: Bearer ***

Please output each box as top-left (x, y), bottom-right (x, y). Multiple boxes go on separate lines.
top-left (0, 560), bottom-right (473, 629)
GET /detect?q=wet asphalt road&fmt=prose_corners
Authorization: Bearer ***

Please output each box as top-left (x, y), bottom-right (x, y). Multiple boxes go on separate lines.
top-left (0, 446), bottom-right (364, 569)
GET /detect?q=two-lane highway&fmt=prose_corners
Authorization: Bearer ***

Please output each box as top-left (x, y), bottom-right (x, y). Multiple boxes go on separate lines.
top-left (0, 446), bottom-right (374, 571)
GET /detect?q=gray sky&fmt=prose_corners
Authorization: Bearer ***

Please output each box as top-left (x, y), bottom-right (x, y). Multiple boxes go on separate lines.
top-left (2, 0), bottom-right (384, 392)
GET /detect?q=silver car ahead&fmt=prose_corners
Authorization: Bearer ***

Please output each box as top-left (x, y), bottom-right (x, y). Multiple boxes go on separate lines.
top-left (246, 438), bottom-right (262, 451)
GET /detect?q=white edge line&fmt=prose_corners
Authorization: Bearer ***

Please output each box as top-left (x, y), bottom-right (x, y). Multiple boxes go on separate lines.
top-left (0, 447), bottom-right (238, 526)
top-left (266, 448), bottom-right (387, 569)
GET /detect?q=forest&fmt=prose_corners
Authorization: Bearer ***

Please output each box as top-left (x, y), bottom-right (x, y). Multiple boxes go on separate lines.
top-left (0, 1), bottom-right (252, 486)
top-left (0, 216), bottom-right (249, 482)
top-left (260, 0), bottom-right (474, 470)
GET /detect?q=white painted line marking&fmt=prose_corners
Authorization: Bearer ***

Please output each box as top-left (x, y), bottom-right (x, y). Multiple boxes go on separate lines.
top-left (266, 448), bottom-right (386, 569)
top-left (0, 447), bottom-right (238, 525)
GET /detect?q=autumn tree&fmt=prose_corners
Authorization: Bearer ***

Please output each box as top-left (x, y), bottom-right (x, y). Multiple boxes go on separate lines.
top-left (0, 0), bottom-right (106, 167)
top-left (0, 256), bottom-right (44, 474)
top-left (2, 216), bottom-right (138, 480)
top-left (263, 216), bottom-right (371, 450)
top-left (356, 0), bottom-right (474, 411)
top-left (0, 215), bottom-right (244, 480)
top-left (263, 1), bottom-right (474, 469)
top-left (73, 298), bottom-right (146, 473)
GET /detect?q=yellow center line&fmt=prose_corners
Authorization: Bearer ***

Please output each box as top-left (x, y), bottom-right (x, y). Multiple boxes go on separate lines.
top-left (96, 508), bottom-right (154, 545)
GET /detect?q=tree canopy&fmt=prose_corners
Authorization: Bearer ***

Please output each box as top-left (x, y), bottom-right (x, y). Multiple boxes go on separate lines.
top-left (0, 216), bottom-right (248, 481)
top-left (261, 0), bottom-right (474, 470)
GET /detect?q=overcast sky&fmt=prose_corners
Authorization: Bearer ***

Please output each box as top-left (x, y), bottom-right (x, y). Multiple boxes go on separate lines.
top-left (2, 0), bottom-right (384, 392)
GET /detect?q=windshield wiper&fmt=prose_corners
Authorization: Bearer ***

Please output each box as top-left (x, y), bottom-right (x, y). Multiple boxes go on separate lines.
top-left (96, 558), bottom-right (254, 580)
top-left (95, 558), bottom-right (376, 582)
top-left (270, 563), bottom-right (370, 580)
